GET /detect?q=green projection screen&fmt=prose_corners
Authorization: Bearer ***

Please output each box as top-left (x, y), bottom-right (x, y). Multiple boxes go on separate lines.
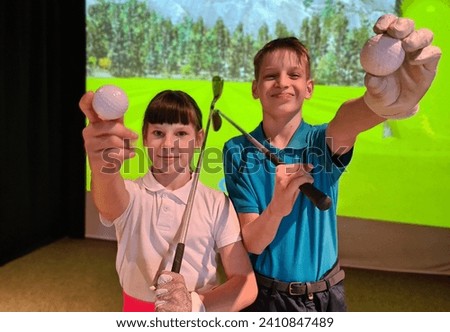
top-left (85, 0), bottom-right (450, 229)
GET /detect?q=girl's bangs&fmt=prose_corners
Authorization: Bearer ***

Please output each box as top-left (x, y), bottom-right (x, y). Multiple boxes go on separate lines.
top-left (142, 90), bottom-right (202, 135)
top-left (146, 104), bottom-right (196, 127)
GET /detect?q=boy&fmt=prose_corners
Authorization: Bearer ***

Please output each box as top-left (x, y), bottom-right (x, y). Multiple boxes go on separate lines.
top-left (223, 14), bottom-right (441, 311)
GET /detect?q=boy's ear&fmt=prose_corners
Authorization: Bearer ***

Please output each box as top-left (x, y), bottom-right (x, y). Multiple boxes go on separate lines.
top-left (305, 79), bottom-right (314, 99)
top-left (251, 80), bottom-right (259, 99)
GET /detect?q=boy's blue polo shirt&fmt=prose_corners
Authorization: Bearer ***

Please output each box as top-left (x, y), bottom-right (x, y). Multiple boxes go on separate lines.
top-left (223, 120), bottom-right (352, 282)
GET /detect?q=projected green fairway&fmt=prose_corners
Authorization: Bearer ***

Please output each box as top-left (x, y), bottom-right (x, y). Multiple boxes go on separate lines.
top-left (86, 73), bottom-right (449, 229)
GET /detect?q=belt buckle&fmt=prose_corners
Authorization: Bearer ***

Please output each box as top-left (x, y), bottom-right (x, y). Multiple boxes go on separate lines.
top-left (288, 282), bottom-right (304, 296)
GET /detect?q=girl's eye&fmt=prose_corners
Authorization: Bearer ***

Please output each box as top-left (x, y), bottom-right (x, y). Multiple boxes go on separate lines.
top-left (153, 130), bottom-right (164, 137)
top-left (176, 131), bottom-right (188, 137)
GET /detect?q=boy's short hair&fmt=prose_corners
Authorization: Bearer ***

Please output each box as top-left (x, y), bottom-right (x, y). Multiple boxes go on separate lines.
top-left (142, 90), bottom-right (203, 136)
top-left (253, 37), bottom-right (311, 80)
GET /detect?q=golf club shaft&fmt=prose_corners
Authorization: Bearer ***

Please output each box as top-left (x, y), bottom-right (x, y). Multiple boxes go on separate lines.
top-left (171, 78), bottom-right (223, 273)
top-left (216, 110), bottom-right (332, 211)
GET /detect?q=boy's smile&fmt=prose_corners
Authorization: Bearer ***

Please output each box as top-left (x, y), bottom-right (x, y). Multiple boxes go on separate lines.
top-left (252, 49), bottom-right (313, 120)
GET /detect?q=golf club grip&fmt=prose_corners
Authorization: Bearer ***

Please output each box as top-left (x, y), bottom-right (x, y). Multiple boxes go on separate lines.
top-left (171, 243), bottom-right (185, 273)
top-left (299, 182), bottom-right (332, 211)
top-left (262, 149), bottom-right (332, 211)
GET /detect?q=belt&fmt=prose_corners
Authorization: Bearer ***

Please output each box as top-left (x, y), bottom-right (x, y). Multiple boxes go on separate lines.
top-left (256, 264), bottom-right (345, 298)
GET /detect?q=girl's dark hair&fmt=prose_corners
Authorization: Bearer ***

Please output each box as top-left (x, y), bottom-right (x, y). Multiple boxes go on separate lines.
top-left (142, 90), bottom-right (202, 136)
top-left (253, 36), bottom-right (311, 80)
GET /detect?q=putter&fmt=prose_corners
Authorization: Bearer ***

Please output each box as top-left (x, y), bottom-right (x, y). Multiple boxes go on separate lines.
top-left (215, 108), bottom-right (332, 211)
top-left (171, 76), bottom-right (223, 273)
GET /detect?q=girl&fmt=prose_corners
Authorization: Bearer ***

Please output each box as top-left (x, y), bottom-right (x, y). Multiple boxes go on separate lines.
top-left (80, 89), bottom-right (257, 312)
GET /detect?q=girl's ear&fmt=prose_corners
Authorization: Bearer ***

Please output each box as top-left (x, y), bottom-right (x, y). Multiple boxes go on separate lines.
top-left (195, 129), bottom-right (204, 149)
top-left (142, 128), bottom-right (149, 147)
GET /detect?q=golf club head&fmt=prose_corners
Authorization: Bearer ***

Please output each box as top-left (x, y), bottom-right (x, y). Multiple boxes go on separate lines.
top-left (212, 76), bottom-right (224, 102)
top-left (212, 109), bottom-right (222, 131)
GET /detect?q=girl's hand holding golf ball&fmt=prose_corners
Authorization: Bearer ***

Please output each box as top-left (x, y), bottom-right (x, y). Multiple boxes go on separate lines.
top-left (79, 85), bottom-right (138, 175)
top-left (360, 14), bottom-right (441, 119)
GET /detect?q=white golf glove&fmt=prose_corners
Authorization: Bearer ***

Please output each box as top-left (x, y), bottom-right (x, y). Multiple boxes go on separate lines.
top-left (154, 271), bottom-right (205, 312)
top-left (362, 14), bottom-right (441, 119)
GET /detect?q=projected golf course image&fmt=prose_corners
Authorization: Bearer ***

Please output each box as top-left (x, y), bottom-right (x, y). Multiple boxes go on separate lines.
top-left (85, 0), bottom-right (449, 230)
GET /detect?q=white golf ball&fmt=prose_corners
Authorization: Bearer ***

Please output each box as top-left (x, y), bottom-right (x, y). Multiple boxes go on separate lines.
top-left (360, 34), bottom-right (405, 76)
top-left (92, 85), bottom-right (129, 120)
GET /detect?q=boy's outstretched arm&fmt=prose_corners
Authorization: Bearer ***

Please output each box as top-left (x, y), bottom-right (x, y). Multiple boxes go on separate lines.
top-left (326, 14), bottom-right (441, 155)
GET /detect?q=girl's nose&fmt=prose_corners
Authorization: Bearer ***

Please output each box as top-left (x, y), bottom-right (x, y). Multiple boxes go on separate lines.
top-left (162, 134), bottom-right (175, 148)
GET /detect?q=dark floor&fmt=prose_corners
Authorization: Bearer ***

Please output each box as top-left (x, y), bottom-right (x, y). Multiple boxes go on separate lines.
top-left (0, 237), bottom-right (448, 312)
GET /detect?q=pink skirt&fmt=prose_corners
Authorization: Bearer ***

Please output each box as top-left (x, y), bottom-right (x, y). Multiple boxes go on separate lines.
top-left (122, 290), bottom-right (156, 312)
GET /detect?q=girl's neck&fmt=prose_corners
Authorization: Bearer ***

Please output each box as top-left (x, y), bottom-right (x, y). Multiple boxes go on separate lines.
top-left (262, 112), bottom-right (302, 149)
top-left (151, 168), bottom-right (192, 191)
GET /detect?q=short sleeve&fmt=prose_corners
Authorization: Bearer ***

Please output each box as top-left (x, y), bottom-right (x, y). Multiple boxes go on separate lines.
top-left (223, 139), bottom-right (260, 214)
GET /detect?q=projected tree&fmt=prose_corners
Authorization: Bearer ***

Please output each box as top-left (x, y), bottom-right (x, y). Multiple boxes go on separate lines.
top-left (86, 0), bottom-right (373, 85)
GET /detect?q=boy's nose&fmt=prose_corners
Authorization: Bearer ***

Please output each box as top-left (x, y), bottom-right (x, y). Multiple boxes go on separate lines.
top-left (276, 74), bottom-right (289, 87)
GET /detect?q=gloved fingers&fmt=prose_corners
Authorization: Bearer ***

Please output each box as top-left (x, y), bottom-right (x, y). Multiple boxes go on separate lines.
top-left (154, 271), bottom-right (192, 312)
top-left (155, 270), bottom-right (189, 296)
top-left (373, 14), bottom-right (398, 33)
top-left (386, 17), bottom-right (415, 39)
top-left (364, 74), bottom-right (387, 95)
top-left (154, 300), bottom-right (167, 309)
top-left (364, 74), bottom-right (403, 105)
top-left (374, 14), bottom-right (415, 39)
top-left (156, 272), bottom-right (173, 286)
top-left (155, 288), bottom-right (169, 296)
top-left (408, 45), bottom-right (442, 71)
top-left (155, 281), bottom-right (186, 297)
top-left (364, 73), bottom-right (405, 108)
top-left (157, 271), bottom-right (186, 288)
top-left (402, 29), bottom-right (434, 53)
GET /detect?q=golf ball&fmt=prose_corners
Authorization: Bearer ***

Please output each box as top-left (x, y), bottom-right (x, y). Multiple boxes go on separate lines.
top-left (360, 34), bottom-right (405, 76)
top-left (92, 85), bottom-right (129, 120)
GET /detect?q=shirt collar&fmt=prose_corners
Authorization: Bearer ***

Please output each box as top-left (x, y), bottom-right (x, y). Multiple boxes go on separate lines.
top-left (252, 120), bottom-right (309, 152)
top-left (141, 171), bottom-right (193, 205)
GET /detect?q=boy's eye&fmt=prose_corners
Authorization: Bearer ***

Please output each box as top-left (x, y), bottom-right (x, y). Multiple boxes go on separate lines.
top-left (264, 74), bottom-right (276, 80)
top-left (289, 73), bottom-right (301, 79)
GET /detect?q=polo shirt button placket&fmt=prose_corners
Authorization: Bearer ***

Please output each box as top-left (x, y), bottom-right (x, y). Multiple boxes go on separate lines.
top-left (161, 193), bottom-right (169, 213)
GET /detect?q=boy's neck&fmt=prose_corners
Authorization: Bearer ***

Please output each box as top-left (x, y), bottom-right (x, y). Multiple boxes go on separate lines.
top-left (262, 112), bottom-right (302, 149)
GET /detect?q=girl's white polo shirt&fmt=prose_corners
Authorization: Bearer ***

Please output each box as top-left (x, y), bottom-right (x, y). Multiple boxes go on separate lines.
top-left (100, 171), bottom-right (242, 302)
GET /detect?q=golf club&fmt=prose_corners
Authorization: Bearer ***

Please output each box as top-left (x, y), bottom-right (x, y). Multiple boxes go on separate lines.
top-left (171, 76), bottom-right (223, 273)
top-left (215, 108), bottom-right (332, 211)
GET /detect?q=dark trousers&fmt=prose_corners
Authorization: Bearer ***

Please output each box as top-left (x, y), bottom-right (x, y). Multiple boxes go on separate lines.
top-left (241, 280), bottom-right (347, 312)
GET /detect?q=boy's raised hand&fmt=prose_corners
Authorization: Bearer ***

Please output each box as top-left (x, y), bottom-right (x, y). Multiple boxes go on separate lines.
top-left (269, 164), bottom-right (314, 218)
top-left (79, 91), bottom-right (138, 175)
top-left (362, 14), bottom-right (442, 119)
